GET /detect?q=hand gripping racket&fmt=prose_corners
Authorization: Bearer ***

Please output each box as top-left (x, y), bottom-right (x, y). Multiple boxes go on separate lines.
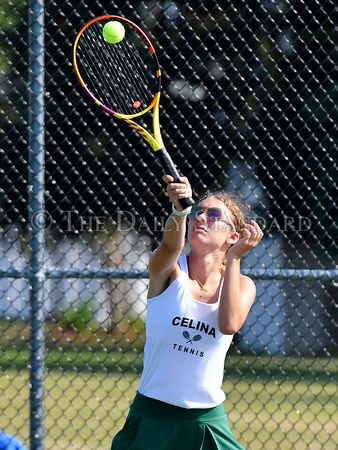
top-left (73, 15), bottom-right (194, 209)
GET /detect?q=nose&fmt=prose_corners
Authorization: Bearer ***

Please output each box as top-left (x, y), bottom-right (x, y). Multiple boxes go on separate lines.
top-left (196, 210), bottom-right (207, 222)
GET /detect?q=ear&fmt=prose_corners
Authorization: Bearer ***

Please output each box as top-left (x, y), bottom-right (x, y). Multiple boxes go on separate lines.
top-left (226, 231), bottom-right (240, 245)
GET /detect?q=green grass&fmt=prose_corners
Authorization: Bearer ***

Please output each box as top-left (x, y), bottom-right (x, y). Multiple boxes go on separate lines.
top-left (1, 347), bottom-right (337, 383)
top-left (225, 378), bottom-right (337, 449)
top-left (0, 351), bottom-right (337, 449)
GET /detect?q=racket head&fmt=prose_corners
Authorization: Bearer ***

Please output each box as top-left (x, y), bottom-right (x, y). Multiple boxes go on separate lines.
top-left (73, 16), bottom-right (161, 118)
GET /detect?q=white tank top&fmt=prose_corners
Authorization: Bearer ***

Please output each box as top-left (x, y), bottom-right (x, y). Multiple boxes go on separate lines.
top-left (138, 255), bottom-right (234, 409)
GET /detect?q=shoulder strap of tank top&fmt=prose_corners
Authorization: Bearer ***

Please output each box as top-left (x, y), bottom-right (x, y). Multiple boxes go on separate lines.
top-left (178, 254), bottom-right (188, 275)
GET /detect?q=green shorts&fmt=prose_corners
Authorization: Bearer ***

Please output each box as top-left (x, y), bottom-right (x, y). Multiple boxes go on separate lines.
top-left (111, 392), bottom-right (245, 450)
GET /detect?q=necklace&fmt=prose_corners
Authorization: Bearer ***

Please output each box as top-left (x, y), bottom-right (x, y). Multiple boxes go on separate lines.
top-left (195, 277), bottom-right (208, 292)
top-left (188, 256), bottom-right (224, 294)
top-left (192, 266), bottom-right (224, 293)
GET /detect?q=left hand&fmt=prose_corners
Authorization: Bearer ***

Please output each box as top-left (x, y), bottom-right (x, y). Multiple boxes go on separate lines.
top-left (227, 220), bottom-right (263, 259)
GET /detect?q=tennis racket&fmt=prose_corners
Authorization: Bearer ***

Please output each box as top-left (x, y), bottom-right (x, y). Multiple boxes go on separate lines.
top-left (73, 15), bottom-right (194, 209)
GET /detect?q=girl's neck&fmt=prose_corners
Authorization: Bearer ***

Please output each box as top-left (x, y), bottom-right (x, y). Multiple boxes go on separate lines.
top-left (187, 253), bottom-right (223, 282)
top-left (187, 254), bottom-right (223, 301)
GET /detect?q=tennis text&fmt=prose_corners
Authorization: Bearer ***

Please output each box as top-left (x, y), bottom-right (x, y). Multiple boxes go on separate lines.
top-left (172, 343), bottom-right (204, 357)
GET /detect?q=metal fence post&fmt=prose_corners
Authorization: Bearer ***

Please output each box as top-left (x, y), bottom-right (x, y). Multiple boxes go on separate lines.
top-left (28, 1), bottom-right (45, 448)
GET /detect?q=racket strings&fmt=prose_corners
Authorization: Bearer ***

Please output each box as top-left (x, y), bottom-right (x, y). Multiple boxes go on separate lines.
top-left (84, 28), bottom-right (120, 107)
top-left (124, 38), bottom-right (152, 103)
top-left (76, 20), bottom-right (158, 116)
top-left (113, 33), bottom-right (151, 112)
top-left (79, 24), bottom-right (130, 110)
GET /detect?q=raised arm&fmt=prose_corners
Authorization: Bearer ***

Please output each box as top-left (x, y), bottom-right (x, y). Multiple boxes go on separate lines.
top-left (147, 175), bottom-right (192, 298)
top-left (218, 220), bottom-right (263, 334)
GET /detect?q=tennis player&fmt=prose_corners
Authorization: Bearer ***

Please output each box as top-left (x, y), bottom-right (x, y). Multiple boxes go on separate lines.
top-left (111, 175), bottom-right (263, 450)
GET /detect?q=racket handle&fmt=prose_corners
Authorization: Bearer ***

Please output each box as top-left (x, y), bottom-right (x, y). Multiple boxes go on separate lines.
top-left (156, 148), bottom-right (194, 209)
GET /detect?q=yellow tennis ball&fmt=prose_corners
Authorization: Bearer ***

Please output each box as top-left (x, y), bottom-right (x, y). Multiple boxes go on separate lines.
top-left (102, 21), bottom-right (125, 44)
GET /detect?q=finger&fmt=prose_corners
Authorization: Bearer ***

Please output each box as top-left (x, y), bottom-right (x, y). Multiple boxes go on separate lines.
top-left (177, 176), bottom-right (190, 186)
top-left (166, 185), bottom-right (192, 208)
top-left (163, 174), bottom-right (174, 184)
top-left (163, 174), bottom-right (190, 185)
top-left (245, 222), bottom-right (264, 246)
top-left (252, 220), bottom-right (264, 235)
top-left (239, 227), bottom-right (251, 239)
top-left (241, 224), bottom-right (261, 244)
top-left (243, 223), bottom-right (255, 234)
top-left (169, 183), bottom-right (192, 198)
top-left (167, 182), bottom-right (190, 194)
top-left (246, 222), bottom-right (261, 235)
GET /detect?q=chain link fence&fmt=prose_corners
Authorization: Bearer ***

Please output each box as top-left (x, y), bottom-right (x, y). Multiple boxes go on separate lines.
top-left (0, 0), bottom-right (337, 449)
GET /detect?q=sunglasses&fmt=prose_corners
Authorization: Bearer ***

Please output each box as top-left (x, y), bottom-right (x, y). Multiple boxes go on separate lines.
top-left (188, 206), bottom-right (236, 231)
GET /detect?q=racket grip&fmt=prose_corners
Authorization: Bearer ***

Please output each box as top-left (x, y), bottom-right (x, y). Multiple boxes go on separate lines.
top-left (156, 148), bottom-right (194, 209)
